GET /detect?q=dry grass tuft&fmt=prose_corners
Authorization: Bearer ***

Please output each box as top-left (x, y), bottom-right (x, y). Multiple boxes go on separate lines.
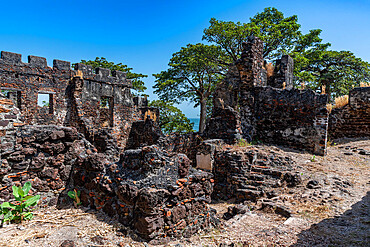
top-left (360, 81), bottom-right (370, 87)
top-left (300, 81), bottom-right (306, 90)
top-left (321, 85), bottom-right (326, 94)
top-left (326, 103), bottom-right (333, 113)
top-left (333, 95), bottom-right (349, 109)
top-left (266, 63), bottom-right (274, 78)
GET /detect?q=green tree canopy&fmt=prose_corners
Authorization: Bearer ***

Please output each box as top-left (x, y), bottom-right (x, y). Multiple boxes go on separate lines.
top-left (299, 50), bottom-right (370, 100)
top-left (153, 43), bottom-right (227, 133)
top-left (203, 7), bottom-right (329, 62)
top-left (203, 7), bottom-right (370, 99)
top-left (79, 57), bottom-right (147, 93)
top-left (149, 100), bottom-right (194, 134)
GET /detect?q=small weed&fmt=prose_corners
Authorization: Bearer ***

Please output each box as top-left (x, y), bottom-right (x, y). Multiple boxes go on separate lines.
top-left (68, 189), bottom-right (81, 207)
top-left (237, 138), bottom-right (248, 147)
top-left (0, 182), bottom-right (40, 225)
top-left (327, 139), bottom-right (337, 147)
top-left (310, 155), bottom-right (316, 162)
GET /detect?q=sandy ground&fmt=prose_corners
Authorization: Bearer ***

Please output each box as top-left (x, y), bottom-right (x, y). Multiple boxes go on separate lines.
top-left (0, 139), bottom-right (369, 247)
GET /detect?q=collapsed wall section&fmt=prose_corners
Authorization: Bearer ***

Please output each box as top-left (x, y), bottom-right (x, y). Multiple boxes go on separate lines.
top-left (70, 145), bottom-right (215, 242)
top-left (329, 87), bottom-right (370, 139)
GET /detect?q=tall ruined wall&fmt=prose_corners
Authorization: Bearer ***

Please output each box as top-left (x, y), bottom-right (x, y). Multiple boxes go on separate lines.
top-left (329, 87), bottom-right (370, 139)
top-left (0, 51), bottom-right (149, 155)
top-left (253, 87), bottom-right (329, 155)
top-left (236, 36), bottom-right (265, 89)
top-left (0, 51), bottom-right (71, 125)
top-left (237, 37), bottom-right (264, 141)
top-left (65, 64), bottom-right (134, 157)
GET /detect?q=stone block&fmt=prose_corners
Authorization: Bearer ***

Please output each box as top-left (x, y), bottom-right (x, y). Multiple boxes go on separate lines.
top-left (53, 59), bottom-right (70, 70)
top-left (28, 55), bottom-right (47, 68)
top-left (196, 153), bottom-right (212, 171)
top-left (1, 51), bottom-right (22, 64)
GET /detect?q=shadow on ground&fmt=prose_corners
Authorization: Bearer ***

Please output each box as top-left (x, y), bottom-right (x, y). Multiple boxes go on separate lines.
top-left (292, 191), bottom-right (370, 247)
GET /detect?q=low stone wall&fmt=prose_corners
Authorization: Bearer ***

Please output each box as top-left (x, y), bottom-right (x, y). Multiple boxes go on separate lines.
top-left (0, 125), bottom-right (94, 205)
top-left (70, 145), bottom-right (215, 242)
top-left (158, 132), bottom-right (204, 165)
top-left (329, 87), bottom-right (370, 139)
top-left (252, 87), bottom-right (329, 155)
top-left (212, 146), bottom-right (301, 202)
top-left (0, 93), bottom-right (23, 158)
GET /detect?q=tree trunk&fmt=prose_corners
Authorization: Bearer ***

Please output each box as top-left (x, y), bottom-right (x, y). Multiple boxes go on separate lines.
top-left (199, 98), bottom-right (207, 133)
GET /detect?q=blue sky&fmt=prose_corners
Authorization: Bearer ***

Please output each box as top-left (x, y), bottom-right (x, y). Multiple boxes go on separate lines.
top-left (1, 0), bottom-right (369, 118)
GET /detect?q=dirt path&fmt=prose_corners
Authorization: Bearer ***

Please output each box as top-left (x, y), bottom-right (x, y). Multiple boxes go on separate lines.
top-left (1, 140), bottom-right (369, 247)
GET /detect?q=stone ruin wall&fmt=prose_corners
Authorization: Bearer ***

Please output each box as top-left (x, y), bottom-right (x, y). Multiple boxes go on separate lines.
top-left (0, 51), bottom-right (156, 157)
top-left (0, 91), bottom-right (88, 204)
top-left (253, 87), bottom-right (329, 156)
top-left (329, 87), bottom-right (370, 139)
top-left (212, 146), bottom-right (301, 202)
top-left (206, 36), bottom-right (330, 155)
top-left (0, 51), bottom-right (71, 125)
top-left (1, 91), bottom-right (214, 242)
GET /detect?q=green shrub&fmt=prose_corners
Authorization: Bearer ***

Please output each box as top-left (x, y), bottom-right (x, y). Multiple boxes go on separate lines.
top-left (0, 182), bottom-right (40, 224)
top-left (68, 189), bottom-right (81, 207)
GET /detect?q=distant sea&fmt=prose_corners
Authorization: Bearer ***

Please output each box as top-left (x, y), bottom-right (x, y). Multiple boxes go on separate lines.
top-left (189, 118), bottom-right (200, 132)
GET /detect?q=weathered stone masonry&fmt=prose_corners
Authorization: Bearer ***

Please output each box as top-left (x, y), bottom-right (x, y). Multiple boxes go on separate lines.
top-left (0, 51), bottom-right (214, 242)
top-left (0, 51), bottom-right (71, 125)
top-left (0, 51), bottom-right (156, 158)
top-left (206, 37), bottom-right (329, 156)
top-left (1, 44), bottom-right (369, 242)
top-left (329, 87), bottom-right (370, 139)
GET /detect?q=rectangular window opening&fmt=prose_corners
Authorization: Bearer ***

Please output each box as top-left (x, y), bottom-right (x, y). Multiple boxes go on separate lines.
top-left (1, 88), bottom-right (21, 109)
top-left (99, 96), bottom-right (114, 127)
top-left (37, 93), bottom-right (54, 114)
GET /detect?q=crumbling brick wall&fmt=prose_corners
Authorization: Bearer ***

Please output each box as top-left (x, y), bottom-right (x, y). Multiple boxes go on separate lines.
top-left (0, 51), bottom-right (71, 125)
top-left (329, 87), bottom-right (370, 139)
top-left (253, 87), bottom-right (329, 155)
